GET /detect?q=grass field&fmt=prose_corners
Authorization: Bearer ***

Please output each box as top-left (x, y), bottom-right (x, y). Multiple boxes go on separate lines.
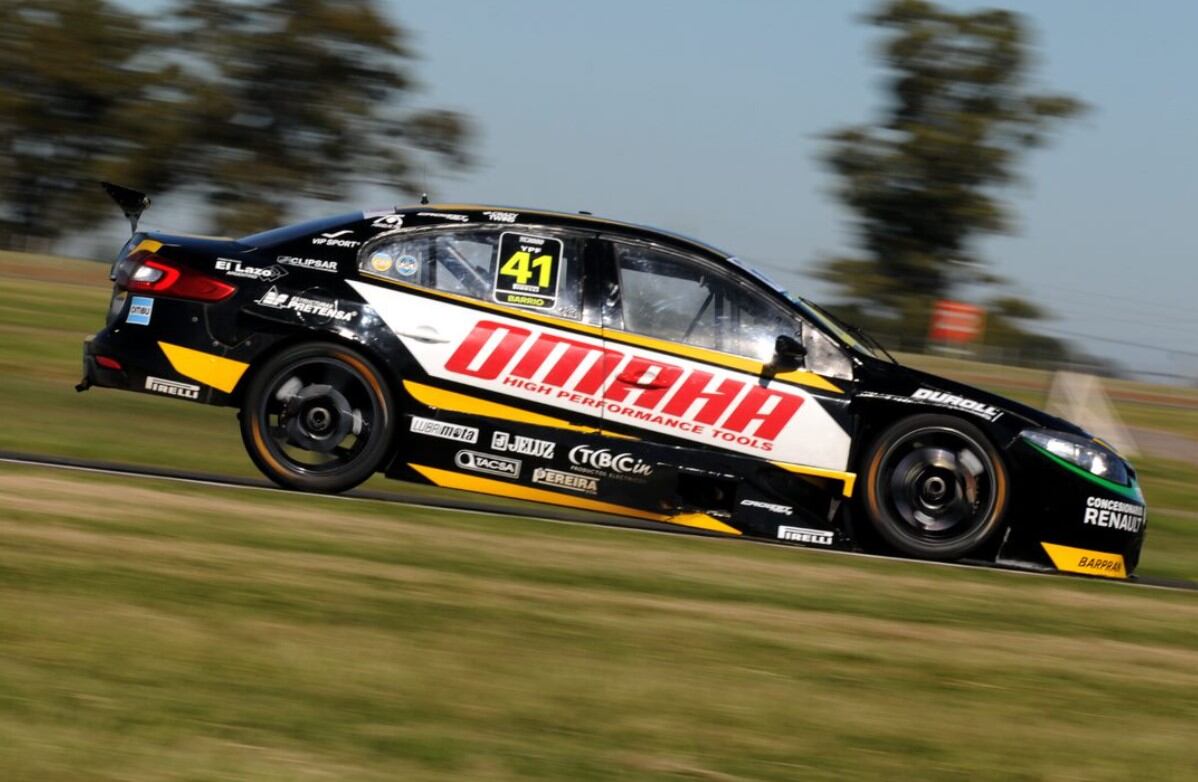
top-left (3, 464), bottom-right (1197, 781)
top-left (2, 252), bottom-right (1197, 779)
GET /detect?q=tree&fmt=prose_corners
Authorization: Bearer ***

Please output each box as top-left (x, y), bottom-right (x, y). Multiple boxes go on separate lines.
top-left (0, 0), bottom-right (473, 247)
top-left (0, 0), bottom-right (185, 249)
top-left (816, 0), bottom-right (1085, 350)
top-left (175, 0), bottom-right (472, 236)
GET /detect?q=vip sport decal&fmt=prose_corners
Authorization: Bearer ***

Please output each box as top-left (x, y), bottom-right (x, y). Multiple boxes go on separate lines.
top-left (348, 281), bottom-right (852, 470)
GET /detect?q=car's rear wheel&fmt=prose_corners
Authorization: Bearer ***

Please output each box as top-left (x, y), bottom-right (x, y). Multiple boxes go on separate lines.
top-left (861, 414), bottom-right (1009, 560)
top-left (240, 342), bottom-right (394, 493)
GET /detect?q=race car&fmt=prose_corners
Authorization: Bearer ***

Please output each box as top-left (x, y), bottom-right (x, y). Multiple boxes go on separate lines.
top-left (79, 183), bottom-right (1147, 579)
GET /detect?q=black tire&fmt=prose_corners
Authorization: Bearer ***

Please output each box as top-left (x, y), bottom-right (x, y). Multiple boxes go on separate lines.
top-left (240, 342), bottom-right (394, 493)
top-left (861, 414), bottom-right (1009, 560)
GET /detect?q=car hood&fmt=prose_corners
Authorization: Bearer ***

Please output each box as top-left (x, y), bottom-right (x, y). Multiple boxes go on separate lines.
top-left (861, 357), bottom-right (1090, 438)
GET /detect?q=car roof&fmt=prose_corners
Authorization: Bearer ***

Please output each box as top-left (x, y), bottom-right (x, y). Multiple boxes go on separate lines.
top-left (399, 203), bottom-right (734, 260)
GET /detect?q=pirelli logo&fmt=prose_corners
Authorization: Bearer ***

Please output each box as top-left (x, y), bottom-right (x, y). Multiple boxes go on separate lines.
top-left (443, 320), bottom-right (805, 452)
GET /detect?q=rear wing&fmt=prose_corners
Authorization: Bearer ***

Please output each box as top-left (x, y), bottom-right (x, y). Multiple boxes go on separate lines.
top-left (101, 182), bottom-right (151, 234)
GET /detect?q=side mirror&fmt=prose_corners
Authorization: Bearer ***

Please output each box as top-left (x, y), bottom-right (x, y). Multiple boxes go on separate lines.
top-left (767, 333), bottom-right (807, 374)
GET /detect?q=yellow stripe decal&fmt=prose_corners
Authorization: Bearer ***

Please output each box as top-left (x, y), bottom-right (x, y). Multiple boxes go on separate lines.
top-left (130, 239), bottom-right (163, 255)
top-left (1040, 542), bottom-right (1127, 579)
top-left (771, 461), bottom-right (857, 498)
top-left (362, 276), bottom-right (841, 394)
top-left (158, 342), bottom-right (250, 393)
top-left (410, 464), bottom-right (740, 535)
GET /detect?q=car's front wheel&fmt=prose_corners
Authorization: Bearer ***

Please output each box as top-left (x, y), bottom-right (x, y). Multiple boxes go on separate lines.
top-left (240, 342), bottom-right (394, 493)
top-left (861, 414), bottom-right (1009, 560)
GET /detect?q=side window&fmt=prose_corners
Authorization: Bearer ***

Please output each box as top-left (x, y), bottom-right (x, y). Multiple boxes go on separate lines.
top-left (360, 228), bottom-right (583, 319)
top-left (613, 243), bottom-right (795, 363)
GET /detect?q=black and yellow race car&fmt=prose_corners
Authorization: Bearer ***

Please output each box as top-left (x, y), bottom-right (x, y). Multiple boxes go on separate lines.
top-left (80, 184), bottom-right (1147, 578)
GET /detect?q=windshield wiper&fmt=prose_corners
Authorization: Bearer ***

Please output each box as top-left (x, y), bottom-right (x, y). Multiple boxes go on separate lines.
top-left (846, 324), bottom-right (898, 364)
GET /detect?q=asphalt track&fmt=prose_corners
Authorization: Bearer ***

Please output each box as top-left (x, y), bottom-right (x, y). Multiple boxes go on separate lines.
top-left (2, 449), bottom-right (1194, 593)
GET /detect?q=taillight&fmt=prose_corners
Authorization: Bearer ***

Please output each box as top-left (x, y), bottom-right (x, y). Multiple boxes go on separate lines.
top-left (120, 253), bottom-right (236, 302)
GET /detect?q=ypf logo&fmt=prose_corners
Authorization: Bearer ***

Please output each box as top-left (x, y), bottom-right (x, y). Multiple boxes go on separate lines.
top-left (568, 445), bottom-right (653, 476)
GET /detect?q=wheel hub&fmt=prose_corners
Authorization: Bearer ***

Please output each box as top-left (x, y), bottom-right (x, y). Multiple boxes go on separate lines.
top-left (282, 383), bottom-right (354, 452)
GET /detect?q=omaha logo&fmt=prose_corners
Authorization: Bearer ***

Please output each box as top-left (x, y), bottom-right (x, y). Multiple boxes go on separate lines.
top-left (444, 320), bottom-right (806, 451)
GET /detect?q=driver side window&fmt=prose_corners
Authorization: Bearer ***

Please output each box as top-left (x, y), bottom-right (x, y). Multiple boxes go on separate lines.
top-left (612, 242), bottom-right (794, 363)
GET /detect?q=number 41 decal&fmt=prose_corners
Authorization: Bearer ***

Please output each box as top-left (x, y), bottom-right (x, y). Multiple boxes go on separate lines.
top-left (493, 233), bottom-right (563, 310)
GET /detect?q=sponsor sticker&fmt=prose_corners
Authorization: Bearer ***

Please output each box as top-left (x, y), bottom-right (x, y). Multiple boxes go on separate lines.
top-left (493, 233), bottom-right (563, 311)
top-left (418, 211), bottom-right (469, 223)
top-left (370, 214), bottom-right (405, 230)
top-left (484, 210), bottom-right (518, 223)
top-left (1083, 496), bottom-right (1145, 533)
top-left (911, 388), bottom-right (1001, 421)
top-left (455, 449), bottom-right (520, 479)
top-left (126, 296), bottom-right (153, 325)
top-left (312, 230), bottom-right (360, 248)
top-left (568, 445), bottom-right (652, 477)
top-left (395, 254), bottom-right (419, 277)
top-left (532, 467), bottom-right (598, 495)
top-left (369, 251), bottom-right (394, 273)
top-left (277, 255), bottom-right (339, 273)
top-left (409, 416), bottom-right (479, 444)
top-left (145, 376), bottom-right (199, 400)
top-left (1041, 542), bottom-right (1127, 579)
top-left (740, 498), bottom-right (793, 516)
top-left (491, 431), bottom-right (555, 459)
top-left (215, 258), bottom-right (287, 281)
top-left (777, 525), bottom-right (833, 546)
top-left (255, 286), bottom-right (357, 321)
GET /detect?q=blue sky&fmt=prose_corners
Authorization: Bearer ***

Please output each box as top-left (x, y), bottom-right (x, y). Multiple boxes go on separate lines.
top-left (389, 0), bottom-right (1197, 379)
top-left (124, 0), bottom-right (1198, 378)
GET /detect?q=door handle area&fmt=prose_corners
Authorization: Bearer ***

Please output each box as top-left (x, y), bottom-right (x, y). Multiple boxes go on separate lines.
top-left (616, 372), bottom-right (670, 389)
top-left (396, 326), bottom-right (450, 344)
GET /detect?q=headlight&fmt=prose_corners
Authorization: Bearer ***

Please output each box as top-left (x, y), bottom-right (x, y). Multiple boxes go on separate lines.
top-left (1022, 429), bottom-right (1130, 485)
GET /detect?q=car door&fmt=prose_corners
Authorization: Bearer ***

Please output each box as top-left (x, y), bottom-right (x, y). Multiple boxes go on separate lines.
top-left (597, 237), bottom-right (856, 481)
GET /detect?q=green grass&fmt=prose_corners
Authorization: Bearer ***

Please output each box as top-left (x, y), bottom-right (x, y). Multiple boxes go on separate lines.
top-left (2, 253), bottom-right (1198, 778)
top-left (1, 463), bottom-right (1197, 781)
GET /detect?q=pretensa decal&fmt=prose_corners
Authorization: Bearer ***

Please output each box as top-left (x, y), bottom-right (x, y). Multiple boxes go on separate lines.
top-left (255, 286), bottom-right (357, 322)
top-left (216, 258), bottom-right (287, 282)
top-left (777, 525), bottom-right (833, 545)
top-left (492, 233), bottom-right (562, 311)
top-left (454, 449), bottom-right (520, 479)
top-left (532, 467), bottom-right (598, 495)
top-left (127, 296), bottom-right (154, 326)
top-left (277, 255), bottom-right (339, 273)
top-left (409, 416), bottom-right (479, 444)
top-left (491, 430), bottom-right (555, 459)
top-left (145, 376), bottom-right (199, 400)
top-left (1083, 496), bottom-right (1145, 533)
top-left (740, 498), bottom-right (793, 516)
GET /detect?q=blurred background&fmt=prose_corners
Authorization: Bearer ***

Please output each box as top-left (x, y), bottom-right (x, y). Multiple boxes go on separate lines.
top-left (2, 2), bottom-right (1198, 780)
top-left (2, 0), bottom-right (1195, 381)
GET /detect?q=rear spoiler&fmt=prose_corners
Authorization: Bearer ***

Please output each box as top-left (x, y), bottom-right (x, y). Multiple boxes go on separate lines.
top-left (101, 181), bottom-right (151, 234)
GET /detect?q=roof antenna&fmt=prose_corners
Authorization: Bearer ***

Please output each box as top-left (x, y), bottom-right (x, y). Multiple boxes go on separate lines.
top-left (420, 192), bottom-right (429, 205)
